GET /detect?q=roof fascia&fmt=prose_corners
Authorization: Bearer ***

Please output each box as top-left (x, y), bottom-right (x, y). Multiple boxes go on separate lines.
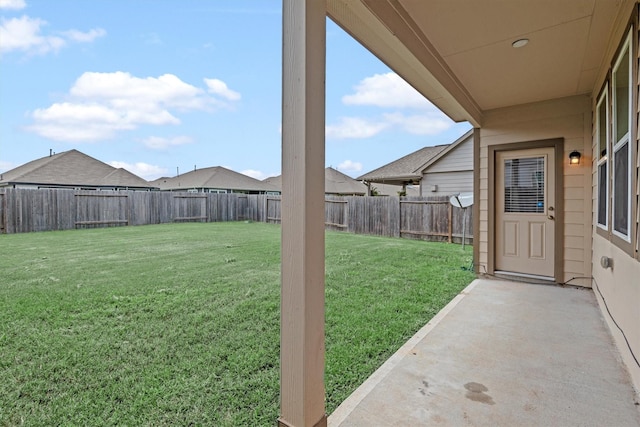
top-left (328, 0), bottom-right (482, 127)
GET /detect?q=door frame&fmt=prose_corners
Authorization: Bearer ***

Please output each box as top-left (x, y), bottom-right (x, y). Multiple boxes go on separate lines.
top-left (488, 138), bottom-right (564, 282)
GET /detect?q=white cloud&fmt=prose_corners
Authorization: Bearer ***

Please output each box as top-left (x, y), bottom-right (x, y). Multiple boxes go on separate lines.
top-left (62, 28), bottom-right (106, 43)
top-left (342, 72), bottom-right (433, 109)
top-left (241, 169), bottom-right (275, 180)
top-left (70, 72), bottom-right (204, 110)
top-left (0, 16), bottom-right (64, 55)
top-left (326, 117), bottom-right (389, 139)
top-left (337, 160), bottom-right (362, 173)
top-left (0, 0), bottom-right (26, 10)
top-left (27, 72), bottom-right (239, 142)
top-left (327, 72), bottom-right (455, 140)
top-left (383, 112), bottom-right (452, 135)
top-left (109, 161), bottom-right (168, 181)
top-left (142, 135), bottom-right (193, 150)
top-left (204, 78), bottom-right (241, 101)
top-left (0, 15), bottom-right (105, 56)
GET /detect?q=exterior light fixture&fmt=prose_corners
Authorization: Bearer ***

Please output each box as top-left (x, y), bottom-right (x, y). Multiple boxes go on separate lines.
top-left (512, 38), bottom-right (529, 48)
top-left (569, 150), bottom-right (581, 165)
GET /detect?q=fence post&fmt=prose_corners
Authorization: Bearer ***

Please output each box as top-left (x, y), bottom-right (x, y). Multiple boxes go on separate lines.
top-left (448, 203), bottom-right (452, 243)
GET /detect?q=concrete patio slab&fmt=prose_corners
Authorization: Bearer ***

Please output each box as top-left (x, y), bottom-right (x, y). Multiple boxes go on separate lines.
top-left (329, 278), bottom-right (640, 427)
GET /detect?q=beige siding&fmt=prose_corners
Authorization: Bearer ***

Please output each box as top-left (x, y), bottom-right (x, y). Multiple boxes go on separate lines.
top-left (478, 95), bottom-right (592, 285)
top-left (589, 6), bottom-right (640, 390)
top-left (421, 171), bottom-right (473, 196)
top-left (426, 135), bottom-right (474, 173)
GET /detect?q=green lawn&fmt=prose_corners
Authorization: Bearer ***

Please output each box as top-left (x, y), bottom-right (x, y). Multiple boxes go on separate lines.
top-left (0, 222), bottom-right (474, 426)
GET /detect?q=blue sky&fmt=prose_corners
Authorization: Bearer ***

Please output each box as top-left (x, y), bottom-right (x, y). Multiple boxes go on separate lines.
top-left (0, 0), bottom-right (471, 180)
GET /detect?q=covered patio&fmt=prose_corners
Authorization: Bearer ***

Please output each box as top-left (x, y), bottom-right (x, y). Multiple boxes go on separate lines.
top-left (278, 1), bottom-right (640, 425)
top-left (329, 278), bottom-right (640, 426)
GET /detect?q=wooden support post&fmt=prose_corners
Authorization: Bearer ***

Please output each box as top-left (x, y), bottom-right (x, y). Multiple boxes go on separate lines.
top-left (279, 1), bottom-right (327, 426)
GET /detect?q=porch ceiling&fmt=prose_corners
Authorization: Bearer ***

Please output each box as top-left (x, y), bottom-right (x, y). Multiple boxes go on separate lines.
top-left (328, 0), bottom-right (626, 125)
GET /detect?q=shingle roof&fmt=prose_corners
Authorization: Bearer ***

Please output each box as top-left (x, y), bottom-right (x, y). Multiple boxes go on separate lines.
top-left (263, 167), bottom-right (367, 195)
top-left (357, 144), bottom-right (448, 184)
top-left (0, 149), bottom-right (154, 188)
top-left (151, 166), bottom-right (277, 192)
top-left (325, 167), bottom-right (367, 195)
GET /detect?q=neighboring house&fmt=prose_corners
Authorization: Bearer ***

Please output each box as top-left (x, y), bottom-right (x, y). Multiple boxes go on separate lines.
top-left (265, 167), bottom-right (368, 196)
top-left (420, 130), bottom-right (474, 196)
top-left (0, 149), bottom-right (156, 191)
top-left (358, 144), bottom-right (448, 195)
top-left (358, 130), bottom-right (474, 196)
top-left (151, 166), bottom-right (278, 194)
top-left (278, 1), bottom-right (640, 421)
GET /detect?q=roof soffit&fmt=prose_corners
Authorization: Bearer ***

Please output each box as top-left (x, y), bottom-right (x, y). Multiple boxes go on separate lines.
top-left (330, 0), bottom-right (626, 115)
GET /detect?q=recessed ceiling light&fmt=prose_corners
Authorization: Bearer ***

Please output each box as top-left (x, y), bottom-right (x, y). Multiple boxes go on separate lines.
top-left (512, 38), bottom-right (529, 48)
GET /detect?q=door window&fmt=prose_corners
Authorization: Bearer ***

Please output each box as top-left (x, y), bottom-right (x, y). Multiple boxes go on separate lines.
top-left (504, 157), bottom-right (545, 213)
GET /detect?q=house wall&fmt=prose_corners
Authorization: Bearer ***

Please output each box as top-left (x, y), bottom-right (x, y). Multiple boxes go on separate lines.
top-left (477, 95), bottom-right (592, 286)
top-left (589, 2), bottom-right (640, 391)
top-left (592, 236), bottom-right (640, 389)
top-left (421, 171), bottom-right (472, 196)
top-left (421, 135), bottom-right (474, 196)
top-left (427, 134), bottom-right (474, 173)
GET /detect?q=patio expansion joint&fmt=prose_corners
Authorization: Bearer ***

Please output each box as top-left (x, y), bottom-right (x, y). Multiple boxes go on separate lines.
top-left (327, 279), bottom-right (481, 427)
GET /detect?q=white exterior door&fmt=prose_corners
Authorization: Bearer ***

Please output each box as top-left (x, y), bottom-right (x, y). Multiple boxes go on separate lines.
top-left (495, 148), bottom-right (555, 279)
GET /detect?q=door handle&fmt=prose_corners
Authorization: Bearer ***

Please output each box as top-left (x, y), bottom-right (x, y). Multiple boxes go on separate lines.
top-left (548, 215), bottom-right (555, 220)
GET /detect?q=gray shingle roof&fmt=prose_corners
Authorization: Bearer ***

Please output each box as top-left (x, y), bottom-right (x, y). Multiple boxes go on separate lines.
top-left (263, 167), bottom-right (367, 195)
top-left (151, 166), bottom-right (277, 192)
top-left (0, 149), bottom-right (154, 189)
top-left (325, 167), bottom-right (367, 195)
top-left (357, 144), bottom-right (448, 184)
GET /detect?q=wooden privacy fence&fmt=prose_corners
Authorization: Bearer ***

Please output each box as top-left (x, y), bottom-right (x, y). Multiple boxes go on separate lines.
top-left (0, 188), bottom-right (472, 243)
top-left (0, 189), bottom-right (250, 234)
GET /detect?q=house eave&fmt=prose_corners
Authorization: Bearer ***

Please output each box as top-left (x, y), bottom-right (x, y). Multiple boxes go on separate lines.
top-left (327, 0), bottom-right (483, 127)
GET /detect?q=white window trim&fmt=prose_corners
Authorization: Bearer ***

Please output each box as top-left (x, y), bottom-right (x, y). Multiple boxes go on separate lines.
top-left (611, 28), bottom-right (633, 242)
top-left (596, 85), bottom-right (609, 231)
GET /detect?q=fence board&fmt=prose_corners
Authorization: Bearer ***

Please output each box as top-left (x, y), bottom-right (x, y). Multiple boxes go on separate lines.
top-left (75, 191), bottom-right (129, 229)
top-left (173, 194), bottom-right (207, 222)
top-left (325, 198), bottom-right (348, 230)
top-left (266, 197), bottom-right (281, 223)
top-left (0, 192), bottom-right (4, 233)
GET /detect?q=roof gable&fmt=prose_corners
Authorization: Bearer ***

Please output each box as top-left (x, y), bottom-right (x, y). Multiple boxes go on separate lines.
top-left (101, 168), bottom-right (153, 188)
top-left (0, 149), bottom-right (153, 188)
top-left (420, 129), bottom-right (473, 173)
top-left (154, 166), bottom-right (276, 192)
top-left (263, 167), bottom-right (367, 195)
top-left (324, 167), bottom-right (367, 195)
top-left (357, 144), bottom-right (448, 183)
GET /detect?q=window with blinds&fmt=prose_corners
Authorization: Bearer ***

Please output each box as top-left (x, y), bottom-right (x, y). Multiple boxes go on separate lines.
top-left (504, 157), bottom-right (545, 213)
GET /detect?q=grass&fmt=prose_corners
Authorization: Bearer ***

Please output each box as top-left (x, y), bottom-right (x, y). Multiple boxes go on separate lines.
top-left (0, 222), bottom-right (474, 426)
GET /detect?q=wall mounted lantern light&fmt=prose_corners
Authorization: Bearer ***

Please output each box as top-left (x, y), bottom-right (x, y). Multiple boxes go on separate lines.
top-left (569, 150), bottom-right (581, 165)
